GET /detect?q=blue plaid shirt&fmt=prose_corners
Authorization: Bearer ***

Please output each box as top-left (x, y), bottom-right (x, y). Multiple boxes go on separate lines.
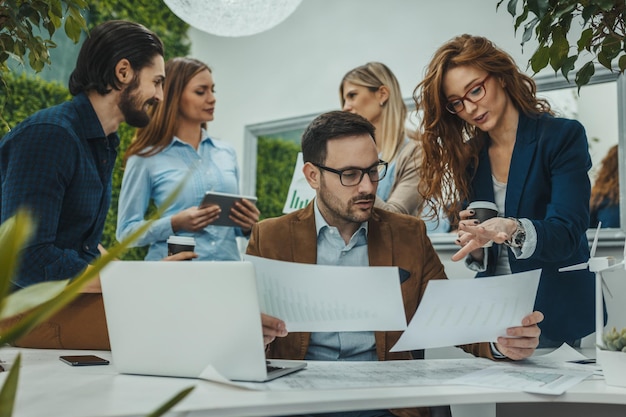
top-left (0, 93), bottom-right (119, 288)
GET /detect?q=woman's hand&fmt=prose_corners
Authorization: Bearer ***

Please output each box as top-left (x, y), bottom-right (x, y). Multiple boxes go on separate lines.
top-left (453, 213), bottom-right (517, 261)
top-left (171, 205), bottom-right (221, 232)
top-left (163, 251), bottom-right (198, 261)
top-left (229, 198), bottom-right (260, 234)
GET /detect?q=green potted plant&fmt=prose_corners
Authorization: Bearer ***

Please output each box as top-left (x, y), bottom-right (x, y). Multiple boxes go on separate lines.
top-left (598, 327), bottom-right (626, 387)
top-left (498, 0), bottom-right (626, 90)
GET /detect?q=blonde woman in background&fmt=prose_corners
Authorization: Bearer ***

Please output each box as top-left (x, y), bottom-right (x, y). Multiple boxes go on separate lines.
top-left (340, 62), bottom-right (449, 232)
top-left (340, 62), bottom-right (423, 216)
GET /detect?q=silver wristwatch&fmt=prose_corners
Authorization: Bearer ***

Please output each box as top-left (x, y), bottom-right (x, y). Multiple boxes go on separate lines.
top-left (504, 218), bottom-right (525, 248)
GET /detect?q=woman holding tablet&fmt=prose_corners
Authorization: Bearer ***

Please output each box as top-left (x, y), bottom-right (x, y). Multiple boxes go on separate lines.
top-left (117, 57), bottom-right (259, 261)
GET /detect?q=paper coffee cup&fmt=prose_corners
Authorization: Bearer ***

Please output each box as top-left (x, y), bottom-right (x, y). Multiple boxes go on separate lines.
top-left (167, 236), bottom-right (196, 257)
top-left (467, 201), bottom-right (499, 223)
top-left (467, 201), bottom-right (498, 247)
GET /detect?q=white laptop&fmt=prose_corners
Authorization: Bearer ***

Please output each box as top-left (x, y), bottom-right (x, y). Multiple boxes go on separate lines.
top-left (100, 261), bottom-right (306, 382)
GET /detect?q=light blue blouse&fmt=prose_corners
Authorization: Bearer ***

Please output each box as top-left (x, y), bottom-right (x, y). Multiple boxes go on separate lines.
top-left (116, 130), bottom-right (242, 261)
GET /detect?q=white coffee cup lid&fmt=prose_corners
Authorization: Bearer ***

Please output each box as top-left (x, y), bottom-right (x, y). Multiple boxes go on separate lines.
top-left (467, 201), bottom-right (498, 210)
top-left (167, 236), bottom-right (196, 245)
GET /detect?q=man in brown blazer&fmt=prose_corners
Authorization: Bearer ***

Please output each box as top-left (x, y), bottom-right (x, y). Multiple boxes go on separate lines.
top-left (250, 111), bottom-right (543, 417)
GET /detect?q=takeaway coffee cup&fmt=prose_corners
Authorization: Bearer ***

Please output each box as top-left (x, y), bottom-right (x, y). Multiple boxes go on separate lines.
top-left (467, 201), bottom-right (499, 247)
top-left (167, 236), bottom-right (196, 258)
top-left (467, 201), bottom-right (499, 223)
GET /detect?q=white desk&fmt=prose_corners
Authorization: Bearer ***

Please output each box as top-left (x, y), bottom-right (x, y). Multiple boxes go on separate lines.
top-left (2, 348), bottom-right (625, 417)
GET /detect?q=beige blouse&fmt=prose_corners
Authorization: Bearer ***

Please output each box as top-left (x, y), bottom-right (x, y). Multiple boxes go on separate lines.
top-left (374, 137), bottom-right (423, 215)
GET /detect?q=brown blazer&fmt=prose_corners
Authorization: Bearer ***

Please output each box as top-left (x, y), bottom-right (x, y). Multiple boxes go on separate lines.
top-left (247, 204), bottom-right (494, 417)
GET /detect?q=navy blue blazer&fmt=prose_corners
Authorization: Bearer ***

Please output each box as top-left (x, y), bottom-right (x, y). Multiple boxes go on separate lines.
top-left (470, 112), bottom-right (597, 342)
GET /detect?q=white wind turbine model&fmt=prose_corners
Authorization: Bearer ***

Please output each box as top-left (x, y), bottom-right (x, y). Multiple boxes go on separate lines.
top-left (558, 222), bottom-right (626, 349)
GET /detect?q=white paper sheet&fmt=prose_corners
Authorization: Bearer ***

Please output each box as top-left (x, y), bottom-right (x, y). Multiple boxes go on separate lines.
top-left (449, 344), bottom-right (594, 395)
top-left (235, 358), bottom-right (493, 390)
top-left (244, 255), bottom-right (407, 332)
top-left (390, 270), bottom-right (541, 351)
top-left (234, 345), bottom-right (592, 394)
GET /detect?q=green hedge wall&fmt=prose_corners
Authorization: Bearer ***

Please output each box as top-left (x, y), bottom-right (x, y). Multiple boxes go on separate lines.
top-left (256, 137), bottom-right (301, 220)
top-left (0, 73), bottom-right (71, 133)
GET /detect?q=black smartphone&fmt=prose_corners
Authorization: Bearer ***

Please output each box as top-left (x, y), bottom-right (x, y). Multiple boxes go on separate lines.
top-left (59, 355), bottom-right (110, 366)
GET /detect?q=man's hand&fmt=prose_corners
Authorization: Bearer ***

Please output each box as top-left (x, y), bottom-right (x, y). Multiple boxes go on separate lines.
top-left (496, 311), bottom-right (544, 360)
top-left (262, 313), bottom-right (288, 346)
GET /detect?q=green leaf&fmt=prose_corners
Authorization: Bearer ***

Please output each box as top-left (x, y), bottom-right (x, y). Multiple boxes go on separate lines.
top-left (577, 28), bottom-right (593, 52)
top-left (531, 45), bottom-right (550, 73)
top-left (64, 16), bottom-right (82, 43)
top-left (581, 4), bottom-right (599, 22)
top-left (68, 6), bottom-right (89, 31)
top-left (0, 354), bottom-right (21, 417)
top-left (0, 35), bottom-right (15, 54)
top-left (521, 17), bottom-right (539, 45)
top-left (549, 28), bottom-right (569, 71)
top-left (554, 2), bottom-right (576, 19)
top-left (0, 280), bottom-right (68, 320)
top-left (0, 211), bottom-right (34, 308)
top-left (527, 0), bottom-right (549, 18)
top-left (28, 50), bottom-right (46, 72)
top-left (146, 386), bottom-right (195, 417)
top-left (49, 0), bottom-right (63, 18)
top-left (507, 0), bottom-right (519, 17)
top-left (601, 36), bottom-right (622, 60)
top-left (575, 61), bottom-right (596, 92)
top-left (598, 50), bottom-right (612, 69)
top-left (561, 55), bottom-right (578, 81)
top-left (14, 41), bottom-right (26, 57)
top-left (597, 0), bottom-right (617, 11)
top-left (514, 6), bottom-right (529, 31)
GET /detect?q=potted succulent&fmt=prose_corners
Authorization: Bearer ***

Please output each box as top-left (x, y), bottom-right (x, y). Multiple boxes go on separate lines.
top-left (597, 327), bottom-right (626, 387)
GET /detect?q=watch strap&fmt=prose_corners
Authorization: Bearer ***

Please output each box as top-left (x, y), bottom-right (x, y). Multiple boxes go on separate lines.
top-left (504, 217), bottom-right (525, 248)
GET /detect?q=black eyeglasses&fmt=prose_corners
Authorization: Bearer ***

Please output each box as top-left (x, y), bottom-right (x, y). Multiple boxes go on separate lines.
top-left (445, 74), bottom-right (491, 114)
top-left (313, 160), bottom-right (388, 186)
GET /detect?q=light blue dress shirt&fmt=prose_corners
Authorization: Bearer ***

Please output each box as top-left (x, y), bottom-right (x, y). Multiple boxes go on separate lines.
top-left (305, 201), bottom-right (377, 362)
top-left (116, 130), bottom-right (242, 261)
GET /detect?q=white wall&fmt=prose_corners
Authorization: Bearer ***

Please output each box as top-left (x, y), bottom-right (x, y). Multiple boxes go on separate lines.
top-left (188, 0), bottom-right (540, 171)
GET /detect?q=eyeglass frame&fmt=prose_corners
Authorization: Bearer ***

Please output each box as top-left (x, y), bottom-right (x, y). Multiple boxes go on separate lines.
top-left (445, 74), bottom-right (491, 114)
top-left (312, 160), bottom-right (388, 187)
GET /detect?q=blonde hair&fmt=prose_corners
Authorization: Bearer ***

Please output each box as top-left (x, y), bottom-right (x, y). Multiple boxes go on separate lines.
top-left (340, 62), bottom-right (406, 163)
top-left (414, 34), bottom-right (552, 221)
top-left (125, 57), bottom-right (210, 162)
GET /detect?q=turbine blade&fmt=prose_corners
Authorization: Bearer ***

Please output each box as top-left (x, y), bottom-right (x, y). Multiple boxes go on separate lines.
top-left (590, 223), bottom-right (601, 258)
top-left (558, 262), bottom-right (588, 272)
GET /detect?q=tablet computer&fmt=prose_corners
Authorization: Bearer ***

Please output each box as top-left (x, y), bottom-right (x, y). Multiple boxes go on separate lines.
top-left (199, 191), bottom-right (258, 227)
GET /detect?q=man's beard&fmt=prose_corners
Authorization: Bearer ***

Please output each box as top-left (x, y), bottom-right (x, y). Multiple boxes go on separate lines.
top-left (119, 79), bottom-right (155, 128)
top-left (317, 176), bottom-right (376, 225)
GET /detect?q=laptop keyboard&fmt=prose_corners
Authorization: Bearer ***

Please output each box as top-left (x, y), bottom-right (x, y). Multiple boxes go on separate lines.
top-left (266, 364), bottom-right (284, 373)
